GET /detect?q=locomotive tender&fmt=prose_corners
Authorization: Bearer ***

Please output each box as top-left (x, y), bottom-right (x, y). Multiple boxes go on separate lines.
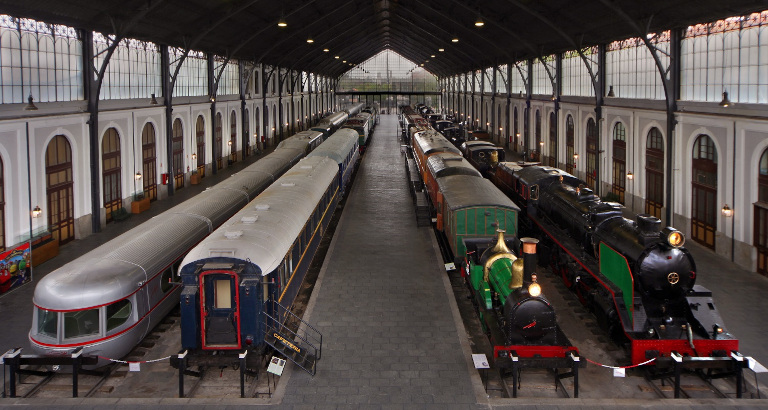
top-left (493, 164), bottom-right (738, 365)
top-left (29, 114), bottom-right (351, 367)
top-left (177, 129), bottom-right (359, 366)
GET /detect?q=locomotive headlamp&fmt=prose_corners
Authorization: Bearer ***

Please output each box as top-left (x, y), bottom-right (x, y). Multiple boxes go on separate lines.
top-left (528, 282), bottom-right (541, 297)
top-left (662, 227), bottom-right (685, 248)
top-left (528, 274), bottom-right (542, 297)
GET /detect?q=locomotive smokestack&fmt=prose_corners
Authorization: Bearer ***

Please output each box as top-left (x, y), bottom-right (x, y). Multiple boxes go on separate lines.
top-left (520, 237), bottom-right (539, 282)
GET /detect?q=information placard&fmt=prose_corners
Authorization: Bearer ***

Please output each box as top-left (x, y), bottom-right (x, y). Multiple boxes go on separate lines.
top-left (267, 356), bottom-right (287, 376)
top-left (472, 354), bottom-right (489, 369)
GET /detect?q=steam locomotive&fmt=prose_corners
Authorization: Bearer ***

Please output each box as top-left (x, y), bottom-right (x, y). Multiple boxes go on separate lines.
top-left (492, 164), bottom-right (738, 365)
top-left (464, 230), bottom-right (578, 358)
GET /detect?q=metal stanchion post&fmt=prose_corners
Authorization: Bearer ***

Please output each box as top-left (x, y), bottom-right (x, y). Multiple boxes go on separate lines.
top-left (178, 350), bottom-right (188, 398)
top-left (72, 347), bottom-right (83, 398)
top-left (240, 351), bottom-right (248, 398)
top-left (672, 352), bottom-right (682, 398)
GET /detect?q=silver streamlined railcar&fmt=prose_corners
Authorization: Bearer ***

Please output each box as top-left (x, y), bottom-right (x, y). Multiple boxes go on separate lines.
top-left (311, 111), bottom-right (349, 140)
top-left (29, 133), bottom-right (320, 366)
top-left (177, 155), bottom-right (342, 353)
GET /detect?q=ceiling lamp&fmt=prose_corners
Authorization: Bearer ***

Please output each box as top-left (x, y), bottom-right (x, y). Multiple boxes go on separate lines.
top-left (277, 16), bottom-right (287, 27)
top-left (430, 55), bottom-right (435, 58)
top-left (334, 56), bottom-right (340, 59)
top-left (475, 16), bottom-right (484, 27)
top-left (719, 91), bottom-right (732, 107)
top-left (452, 37), bottom-right (459, 43)
top-left (306, 37), bottom-right (314, 43)
top-left (323, 48), bottom-right (329, 52)
top-left (438, 48), bottom-right (444, 52)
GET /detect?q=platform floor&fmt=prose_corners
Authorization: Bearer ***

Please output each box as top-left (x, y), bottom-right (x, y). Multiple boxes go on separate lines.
top-left (3, 115), bottom-right (768, 409)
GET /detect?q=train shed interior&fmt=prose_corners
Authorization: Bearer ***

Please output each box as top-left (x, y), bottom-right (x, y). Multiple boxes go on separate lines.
top-left (1, 0), bottom-right (768, 407)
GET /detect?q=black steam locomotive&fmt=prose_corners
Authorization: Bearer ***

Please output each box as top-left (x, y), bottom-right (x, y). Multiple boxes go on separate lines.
top-left (492, 164), bottom-right (738, 365)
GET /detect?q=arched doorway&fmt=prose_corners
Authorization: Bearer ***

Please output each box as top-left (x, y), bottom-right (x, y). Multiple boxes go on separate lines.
top-left (102, 128), bottom-right (122, 223)
top-left (229, 110), bottom-right (237, 164)
top-left (755, 148), bottom-right (768, 276)
top-left (645, 127), bottom-right (664, 219)
top-left (195, 115), bottom-right (206, 177)
top-left (46, 135), bottom-right (75, 244)
top-left (272, 107), bottom-right (277, 141)
top-left (566, 115), bottom-right (575, 174)
top-left (523, 107), bottom-right (530, 158)
top-left (244, 108), bottom-right (250, 156)
top-left (691, 134), bottom-right (718, 250)
top-left (611, 122), bottom-right (626, 204)
top-left (513, 107), bottom-right (519, 152)
top-left (497, 105), bottom-right (502, 144)
top-left (141, 123), bottom-right (157, 201)
top-left (548, 112), bottom-right (557, 167)
top-left (172, 119), bottom-right (184, 190)
top-left (215, 113), bottom-right (223, 170)
top-left (534, 109), bottom-right (542, 162)
top-left (586, 118), bottom-right (597, 190)
top-left (0, 157), bottom-right (4, 251)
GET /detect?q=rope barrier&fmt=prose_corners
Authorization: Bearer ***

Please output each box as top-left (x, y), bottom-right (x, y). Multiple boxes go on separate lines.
top-left (585, 357), bottom-right (656, 369)
top-left (98, 355), bottom-right (172, 364)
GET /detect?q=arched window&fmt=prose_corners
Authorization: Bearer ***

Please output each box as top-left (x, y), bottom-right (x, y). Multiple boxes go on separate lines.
top-left (172, 119), bottom-right (184, 190)
top-left (548, 112), bottom-right (557, 167)
top-left (645, 127), bottom-right (664, 219)
top-left (46, 135), bottom-right (74, 244)
top-left (215, 113), bottom-right (223, 170)
top-left (513, 107), bottom-right (519, 152)
top-left (229, 110), bottom-right (237, 164)
top-left (756, 148), bottom-right (768, 275)
top-left (195, 115), bottom-right (206, 177)
top-left (102, 128), bottom-right (121, 223)
top-left (586, 118), bottom-right (597, 190)
top-left (691, 134), bottom-right (718, 249)
top-left (0, 157), bottom-right (4, 251)
top-left (141, 123), bottom-right (157, 201)
top-left (566, 115), bottom-right (575, 174)
top-left (611, 122), bottom-right (627, 204)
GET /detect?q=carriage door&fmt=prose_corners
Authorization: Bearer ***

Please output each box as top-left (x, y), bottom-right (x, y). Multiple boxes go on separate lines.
top-left (200, 271), bottom-right (241, 349)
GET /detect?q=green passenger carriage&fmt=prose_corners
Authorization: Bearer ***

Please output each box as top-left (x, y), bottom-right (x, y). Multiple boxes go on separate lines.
top-left (435, 174), bottom-right (519, 262)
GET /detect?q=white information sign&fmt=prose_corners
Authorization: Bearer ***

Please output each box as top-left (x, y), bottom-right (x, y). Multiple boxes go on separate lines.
top-left (472, 354), bottom-right (490, 369)
top-left (444, 262), bottom-right (456, 271)
top-left (613, 367), bottom-right (626, 378)
top-left (129, 362), bottom-right (141, 372)
top-left (748, 357), bottom-right (768, 373)
top-left (267, 356), bottom-right (287, 376)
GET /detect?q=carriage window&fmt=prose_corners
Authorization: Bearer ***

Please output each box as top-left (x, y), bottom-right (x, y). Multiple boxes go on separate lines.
top-left (64, 308), bottom-right (100, 339)
top-left (530, 185), bottom-right (539, 200)
top-left (106, 299), bottom-right (132, 331)
top-left (37, 308), bottom-right (58, 338)
top-left (214, 279), bottom-right (232, 309)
